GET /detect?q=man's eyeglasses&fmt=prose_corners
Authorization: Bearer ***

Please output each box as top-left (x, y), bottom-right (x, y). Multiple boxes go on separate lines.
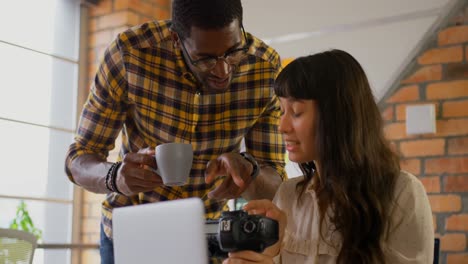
top-left (179, 26), bottom-right (249, 72)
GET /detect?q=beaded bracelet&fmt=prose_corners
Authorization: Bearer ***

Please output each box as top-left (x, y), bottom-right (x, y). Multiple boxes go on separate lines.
top-left (105, 161), bottom-right (123, 194)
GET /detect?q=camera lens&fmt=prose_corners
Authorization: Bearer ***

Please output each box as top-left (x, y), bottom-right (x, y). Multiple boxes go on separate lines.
top-left (243, 220), bottom-right (256, 234)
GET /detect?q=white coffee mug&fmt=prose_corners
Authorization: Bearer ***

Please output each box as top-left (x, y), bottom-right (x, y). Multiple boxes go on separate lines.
top-left (154, 143), bottom-right (193, 186)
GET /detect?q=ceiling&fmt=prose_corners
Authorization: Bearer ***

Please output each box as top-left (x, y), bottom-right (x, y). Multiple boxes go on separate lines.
top-left (241, 0), bottom-right (457, 100)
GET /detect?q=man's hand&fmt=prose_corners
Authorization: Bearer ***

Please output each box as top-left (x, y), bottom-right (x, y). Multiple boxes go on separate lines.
top-left (116, 147), bottom-right (163, 195)
top-left (204, 152), bottom-right (255, 199)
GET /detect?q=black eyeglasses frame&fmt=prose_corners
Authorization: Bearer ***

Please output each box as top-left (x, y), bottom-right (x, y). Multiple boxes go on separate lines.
top-left (178, 25), bottom-right (249, 72)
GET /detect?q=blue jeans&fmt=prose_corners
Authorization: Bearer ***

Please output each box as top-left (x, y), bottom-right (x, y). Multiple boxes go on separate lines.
top-left (100, 224), bottom-right (114, 264)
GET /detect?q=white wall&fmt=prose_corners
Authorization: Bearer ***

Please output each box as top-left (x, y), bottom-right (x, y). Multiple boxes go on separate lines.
top-left (242, 0), bottom-right (453, 100)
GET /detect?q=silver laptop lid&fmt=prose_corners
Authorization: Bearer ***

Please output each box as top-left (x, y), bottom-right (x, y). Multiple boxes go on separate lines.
top-left (113, 198), bottom-right (208, 264)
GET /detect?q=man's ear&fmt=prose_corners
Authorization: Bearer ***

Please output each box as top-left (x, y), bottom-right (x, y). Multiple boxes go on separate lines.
top-left (169, 29), bottom-right (179, 48)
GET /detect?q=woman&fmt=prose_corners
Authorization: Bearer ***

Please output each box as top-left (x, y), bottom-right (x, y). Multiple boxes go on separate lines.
top-left (224, 50), bottom-right (433, 263)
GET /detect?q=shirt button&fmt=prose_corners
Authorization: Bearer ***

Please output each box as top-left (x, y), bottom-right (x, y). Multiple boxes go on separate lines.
top-left (183, 73), bottom-right (192, 80)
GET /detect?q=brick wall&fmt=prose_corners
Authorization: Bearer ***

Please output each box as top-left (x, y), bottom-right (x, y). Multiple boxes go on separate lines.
top-left (81, 0), bottom-right (171, 263)
top-left (381, 5), bottom-right (468, 264)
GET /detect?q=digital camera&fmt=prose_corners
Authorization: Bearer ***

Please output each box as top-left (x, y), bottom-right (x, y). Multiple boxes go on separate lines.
top-left (206, 210), bottom-right (279, 258)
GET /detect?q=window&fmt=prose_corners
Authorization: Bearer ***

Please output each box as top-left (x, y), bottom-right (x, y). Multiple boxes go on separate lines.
top-left (0, 1), bottom-right (82, 263)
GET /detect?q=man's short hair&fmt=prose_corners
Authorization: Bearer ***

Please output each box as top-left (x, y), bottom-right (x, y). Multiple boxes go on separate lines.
top-left (171, 0), bottom-right (243, 40)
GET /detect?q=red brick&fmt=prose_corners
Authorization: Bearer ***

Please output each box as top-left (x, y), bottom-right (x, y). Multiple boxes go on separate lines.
top-left (445, 63), bottom-right (468, 79)
top-left (89, 46), bottom-right (107, 65)
top-left (445, 175), bottom-right (468, 192)
top-left (447, 253), bottom-right (468, 264)
top-left (466, 46), bottom-right (468, 62)
top-left (83, 191), bottom-right (106, 203)
top-left (137, 1), bottom-right (159, 18)
top-left (433, 215), bottom-right (437, 232)
top-left (82, 203), bottom-right (90, 217)
top-left (438, 25), bottom-right (468, 46)
top-left (121, 0), bottom-right (155, 17)
top-left (88, 63), bottom-right (98, 82)
top-left (88, 48), bottom-right (96, 64)
top-left (88, 203), bottom-right (102, 218)
top-left (139, 16), bottom-right (154, 24)
top-left (386, 85), bottom-right (420, 103)
top-left (426, 80), bottom-right (468, 100)
top-left (440, 233), bottom-right (466, 251)
top-left (138, 15), bottom-right (151, 25)
top-left (152, 0), bottom-right (171, 8)
top-left (443, 100), bottom-right (468, 118)
top-left (400, 159), bottom-right (421, 175)
top-left (401, 65), bottom-right (442, 84)
top-left (127, 11), bottom-right (140, 26)
top-left (436, 119), bottom-right (468, 137)
top-left (89, 17), bottom-right (98, 33)
top-left (446, 214), bottom-right (468, 231)
top-left (381, 106), bottom-right (394, 121)
top-left (428, 195), bottom-right (461, 212)
top-left (97, 12), bottom-right (131, 30)
top-left (395, 102), bottom-right (439, 121)
top-left (448, 137), bottom-right (468, 155)
top-left (154, 6), bottom-right (171, 20)
top-left (89, 0), bottom-right (112, 17)
top-left (82, 233), bottom-right (100, 244)
top-left (82, 203), bottom-right (102, 218)
top-left (418, 46), bottom-right (463, 65)
top-left (81, 248), bottom-right (100, 263)
top-left (384, 123), bottom-right (407, 140)
top-left (114, 0), bottom-right (130, 10)
top-left (87, 48), bottom-right (96, 63)
top-left (400, 139), bottom-right (445, 157)
top-left (112, 26), bottom-right (130, 37)
top-left (82, 218), bottom-right (101, 233)
top-left (89, 30), bottom-right (114, 48)
top-left (425, 157), bottom-right (468, 174)
top-left (419, 176), bottom-right (440, 193)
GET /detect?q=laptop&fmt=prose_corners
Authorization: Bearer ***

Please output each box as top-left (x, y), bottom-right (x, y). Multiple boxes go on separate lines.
top-left (113, 198), bottom-right (208, 264)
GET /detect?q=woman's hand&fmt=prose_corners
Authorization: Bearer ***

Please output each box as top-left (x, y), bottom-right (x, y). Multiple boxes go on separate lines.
top-left (223, 199), bottom-right (286, 263)
top-left (245, 199), bottom-right (287, 258)
top-left (222, 250), bottom-right (274, 264)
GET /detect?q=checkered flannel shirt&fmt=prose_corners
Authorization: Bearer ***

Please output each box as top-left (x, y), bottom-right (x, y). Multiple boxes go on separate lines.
top-left (65, 20), bottom-right (286, 239)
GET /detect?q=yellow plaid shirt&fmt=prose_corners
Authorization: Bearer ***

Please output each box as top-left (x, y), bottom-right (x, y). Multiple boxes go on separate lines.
top-left (66, 20), bottom-right (286, 239)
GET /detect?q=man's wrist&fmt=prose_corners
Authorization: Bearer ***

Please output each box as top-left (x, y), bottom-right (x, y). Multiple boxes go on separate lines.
top-left (105, 161), bottom-right (123, 194)
top-left (239, 152), bottom-right (260, 180)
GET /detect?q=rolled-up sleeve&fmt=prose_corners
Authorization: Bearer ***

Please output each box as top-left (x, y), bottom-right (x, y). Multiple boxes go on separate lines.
top-left (65, 37), bottom-right (128, 183)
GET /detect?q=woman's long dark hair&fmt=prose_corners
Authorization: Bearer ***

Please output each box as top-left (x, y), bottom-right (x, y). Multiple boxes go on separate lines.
top-left (274, 50), bottom-right (400, 263)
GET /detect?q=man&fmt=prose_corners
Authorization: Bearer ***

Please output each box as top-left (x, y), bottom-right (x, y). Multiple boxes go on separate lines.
top-left (65, 0), bottom-right (286, 262)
